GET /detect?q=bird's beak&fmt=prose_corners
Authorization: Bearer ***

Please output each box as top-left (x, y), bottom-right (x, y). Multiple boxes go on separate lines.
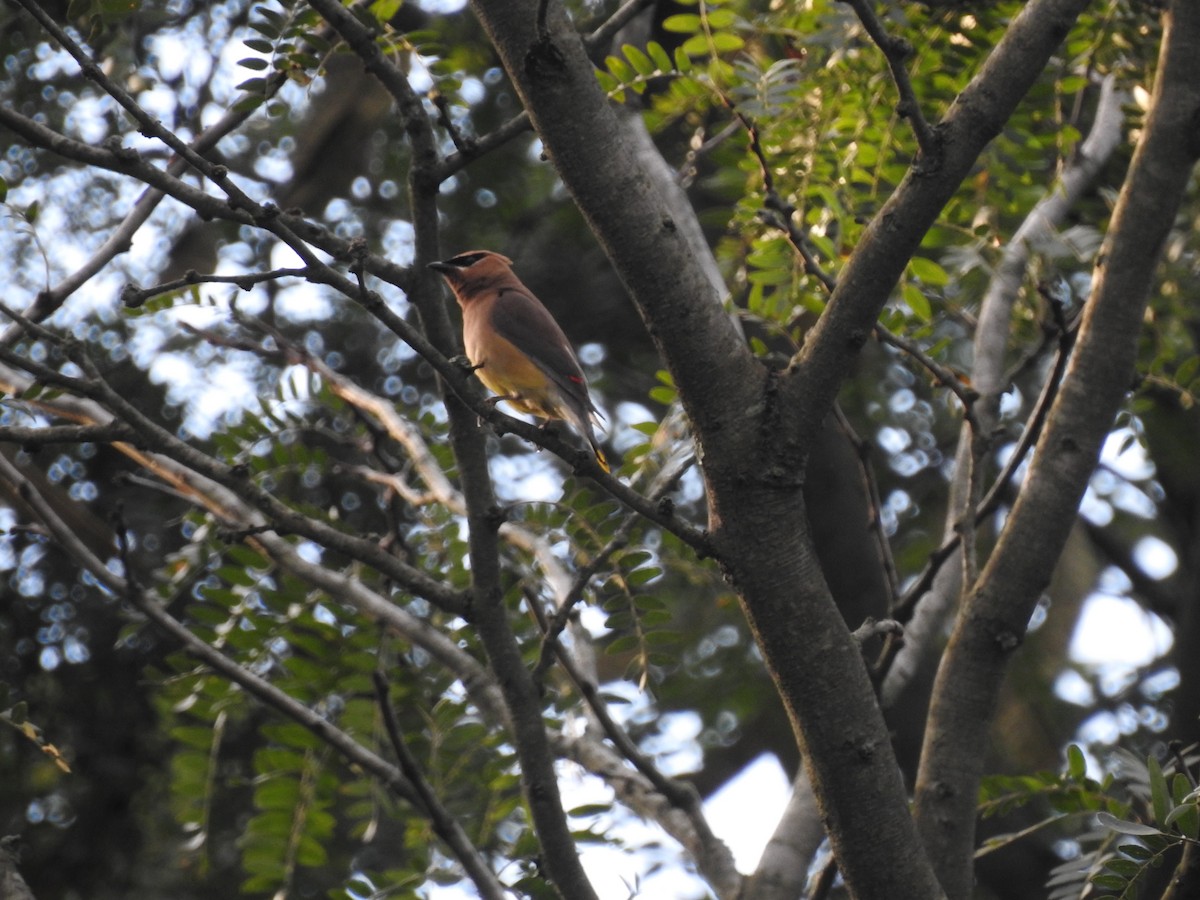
top-left (428, 260), bottom-right (453, 274)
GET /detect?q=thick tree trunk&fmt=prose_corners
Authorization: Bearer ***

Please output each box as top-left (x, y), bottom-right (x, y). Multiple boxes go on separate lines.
top-left (915, 3), bottom-right (1200, 895)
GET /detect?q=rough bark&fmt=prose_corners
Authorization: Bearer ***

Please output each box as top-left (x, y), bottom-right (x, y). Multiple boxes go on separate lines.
top-left (470, 0), bottom-right (1093, 895)
top-left (914, 3), bottom-right (1200, 896)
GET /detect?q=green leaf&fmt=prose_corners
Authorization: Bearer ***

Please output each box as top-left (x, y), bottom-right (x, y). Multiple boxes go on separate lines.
top-left (1148, 756), bottom-right (1170, 826)
top-left (605, 55), bottom-right (633, 84)
top-left (647, 41), bottom-right (673, 72)
top-left (623, 45), bottom-right (656, 77)
top-left (662, 13), bottom-right (701, 33)
top-left (1176, 355), bottom-right (1200, 385)
top-left (1067, 744), bottom-right (1086, 781)
top-left (606, 635), bottom-right (641, 655)
top-left (909, 256), bottom-right (949, 286)
top-left (627, 566), bottom-right (661, 586)
top-left (705, 8), bottom-right (737, 28)
top-left (369, 0), bottom-right (404, 20)
top-left (238, 57), bottom-right (270, 71)
top-left (902, 282), bottom-right (932, 322)
top-left (1105, 857), bottom-right (1141, 878)
top-left (708, 31), bottom-right (745, 52)
top-left (1096, 812), bottom-right (1161, 836)
top-left (1120, 843), bottom-right (1154, 860)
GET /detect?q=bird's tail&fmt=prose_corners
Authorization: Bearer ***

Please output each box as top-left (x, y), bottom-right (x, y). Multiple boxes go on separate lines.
top-left (566, 401), bottom-right (610, 473)
top-left (590, 437), bottom-right (611, 473)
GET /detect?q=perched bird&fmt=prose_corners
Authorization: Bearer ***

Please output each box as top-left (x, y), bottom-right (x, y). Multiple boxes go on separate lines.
top-left (430, 250), bottom-right (610, 472)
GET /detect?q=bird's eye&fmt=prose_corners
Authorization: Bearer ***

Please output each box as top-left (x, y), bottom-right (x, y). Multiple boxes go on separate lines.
top-left (447, 252), bottom-right (486, 268)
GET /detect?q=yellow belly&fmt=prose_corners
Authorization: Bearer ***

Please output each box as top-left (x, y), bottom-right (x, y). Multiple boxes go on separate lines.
top-left (467, 333), bottom-right (563, 420)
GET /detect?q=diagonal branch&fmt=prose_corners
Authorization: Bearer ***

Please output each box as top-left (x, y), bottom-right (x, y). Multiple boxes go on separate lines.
top-left (786, 0), bottom-right (1092, 441)
top-left (841, 0), bottom-right (938, 162)
top-left (1, 66), bottom-right (293, 339)
top-left (914, 4), bottom-right (1200, 895)
top-left (0, 306), bottom-right (470, 614)
top-left (0, 450), bottom-right (421, 807)
top-left (371, 672), bottom-right (508, 900)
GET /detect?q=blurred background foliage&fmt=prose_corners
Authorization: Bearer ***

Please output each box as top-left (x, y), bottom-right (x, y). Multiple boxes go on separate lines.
top-left (1, 0), bottom-right (1198, 897)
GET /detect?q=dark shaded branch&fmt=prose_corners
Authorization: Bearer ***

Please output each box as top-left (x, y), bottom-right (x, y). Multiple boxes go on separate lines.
top-left (830, 405), bottom-right (901, 607)
top-left (0, 423), bottom-right (132, 445)
top-left (0, 449), bottom-right (421, 807)
top-left (841, 0), bottom-right (938, 161)
top-left (371, 672), bottom-right (508, 900)
top-left (121, 268), bottom-right (313, 308)
top-left (914, 4), bottom-right (1200, 895)
top-left (583, 0), bottom-right (657, 55)
top-left (874, 325), bottom-right (980, 424)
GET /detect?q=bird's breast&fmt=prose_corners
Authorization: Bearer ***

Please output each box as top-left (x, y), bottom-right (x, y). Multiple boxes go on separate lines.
top-left (465, 330), bottom-right (560, 418)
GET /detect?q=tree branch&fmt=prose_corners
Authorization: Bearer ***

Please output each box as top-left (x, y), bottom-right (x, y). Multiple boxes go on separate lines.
top-left (371, 672), bottom-right (509, 900)
top-left (0, 308), bottom-right (470, 615)
top-left (915, 3), bottom-right (1200, 895)
top-left (841, 0), bottom-right (938, 162)
top-left (1, 63), bottom-right (293, 337)
top-left (0, 449), bottom-right (422, 806)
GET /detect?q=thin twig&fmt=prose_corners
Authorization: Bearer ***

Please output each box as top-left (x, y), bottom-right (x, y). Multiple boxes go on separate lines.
top-left (0, 423), bottom-right (132, 445)
top-left (534, 436), bottom-right (696, 679)
top-left (527, 592), bottom-right (702, 814)
top-left (841, 0), bottom-right (939, 164)
top-left (761, 201), bottom-right (838, 293)
top-left (873, 324), bottom-right (980, 426)
top-left (892, 312), bottom-right (1078, 621)
top-left (583, 0), bottom-right (657, 57)
top-left (807, 854), bottom-right (839, 900)
top-left (2, 65), bottom-right (293, 340)
top-left (0, 448), bottom-right (421, 807)
top-left (956, 428), bottom-right (987, 590)
top-left (717, 83), bottom-right (841, 294)
top-left (122, 267), bottom-right (312, 308)
top-left (831, 404), bottom-right (901, 606)
top-left (436, 111), bottom-right (532, 180)
top-left (371, 671), bottom-right (509, 900)
top-left (0, 105), bottom-right (413, 295)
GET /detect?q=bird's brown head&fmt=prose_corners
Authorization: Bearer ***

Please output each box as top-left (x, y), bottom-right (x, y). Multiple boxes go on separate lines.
top-left (429, 250), bottom-right (517, 303)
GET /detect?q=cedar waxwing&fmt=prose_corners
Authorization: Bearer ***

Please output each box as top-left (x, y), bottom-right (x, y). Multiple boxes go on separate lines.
top-left (430, 250), bottom-right (610, 472)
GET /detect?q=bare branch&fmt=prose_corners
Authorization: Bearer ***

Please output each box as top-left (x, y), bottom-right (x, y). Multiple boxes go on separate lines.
top-left (0, 423), bottom-right (132, 445)
top-left (121, 268), bottom-right (313, 309)
top-left (841, 0), bottom-right (938, 162)
top-left (0, 449), bottom-right (421, 806)
top-left (583, 0), bottom-right (657, 57)
top-left (873, 325), bottom-right (980, 424)
top-left (371, 672), bottom-right (509, 900)
top-left (0, 105), bottom-right (413, 295)
top-left (830, 405), bottom-right (901, 607)
top-left (2, 65), bottom-right (293, 338)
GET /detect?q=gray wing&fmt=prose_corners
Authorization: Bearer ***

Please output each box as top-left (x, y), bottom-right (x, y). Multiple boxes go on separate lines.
top-left (489, 287), bottom-right (594, 412)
